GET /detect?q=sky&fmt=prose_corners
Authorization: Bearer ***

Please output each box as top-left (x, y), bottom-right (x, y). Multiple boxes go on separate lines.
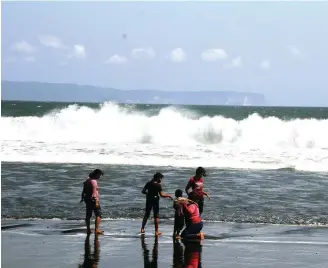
top-left (2, 1), bottom-right (328, 106)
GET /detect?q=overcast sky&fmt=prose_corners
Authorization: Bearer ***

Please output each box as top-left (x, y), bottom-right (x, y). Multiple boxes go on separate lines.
top-left (2, 1), bottom-right (328, 106)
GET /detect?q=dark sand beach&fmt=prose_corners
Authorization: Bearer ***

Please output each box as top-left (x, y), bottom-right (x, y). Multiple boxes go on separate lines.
top-left (2, 219), bottom-right (328, 268)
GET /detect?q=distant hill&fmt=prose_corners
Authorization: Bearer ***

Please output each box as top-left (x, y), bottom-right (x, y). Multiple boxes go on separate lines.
top-left (1, 81), bottom-right (266, 105)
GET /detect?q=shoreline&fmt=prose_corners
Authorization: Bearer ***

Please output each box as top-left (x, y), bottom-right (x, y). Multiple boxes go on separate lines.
top-left (2, 217), bottom-right (328, 228)
top-left (2, 219), bottom-right (328, 268)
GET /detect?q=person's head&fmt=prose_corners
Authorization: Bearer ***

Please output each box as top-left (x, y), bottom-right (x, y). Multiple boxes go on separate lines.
top-left (89, 169), bottom-right (104, 180)
top-left (153, 172), bottom-right (164, 183)
top-left (195, 167), bottom-right (206, 178)
top-left (175, 189), bottom-right (183, 198)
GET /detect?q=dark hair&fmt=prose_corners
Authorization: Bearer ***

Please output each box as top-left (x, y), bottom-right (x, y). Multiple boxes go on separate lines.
top-left (196, 167), bottom-right (206, 177)
top-left (89, 169), bottom-right (104, 179)
top-left (175, 189), bottom-right (183, 198)
top-left (153, 172), bottom-right (164, 182)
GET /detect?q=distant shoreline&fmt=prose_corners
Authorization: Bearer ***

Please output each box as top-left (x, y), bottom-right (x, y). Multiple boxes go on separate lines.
top-left (2, 99), bottom-right (327, 109)
top-left (1, 80), bottom-right (266, 106)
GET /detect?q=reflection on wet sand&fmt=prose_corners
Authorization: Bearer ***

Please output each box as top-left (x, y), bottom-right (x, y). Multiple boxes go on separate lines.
top-left (140, 235), bottom-right (158, 268)
top-left (140, 236), bottom-right (202, 268)
top-left (183, 241), bottom-right (202, 268)
top-left (172, 238), bottom-right (202, 268)
top-left (172, 239), bottom-right (184, 268)
top-left (78, 234), bottom-right (100, 268)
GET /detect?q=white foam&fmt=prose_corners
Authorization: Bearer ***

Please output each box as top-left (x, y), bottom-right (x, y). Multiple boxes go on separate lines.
top-left (2, 102), bottom-right (328, 172)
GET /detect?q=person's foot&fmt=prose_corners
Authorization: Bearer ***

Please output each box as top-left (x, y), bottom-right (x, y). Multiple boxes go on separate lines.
top-left (140, 228), bottom-right (145, 234)
top-left (155, 231), bottom-right (162, 236)
top-left (197, 232), bottom-right (205, 240)
top-left (95, 229), bottom-right (104, 235)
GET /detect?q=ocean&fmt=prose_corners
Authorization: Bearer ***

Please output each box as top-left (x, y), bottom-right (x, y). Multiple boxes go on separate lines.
top-left (2, 100), bottom-right (328, 225)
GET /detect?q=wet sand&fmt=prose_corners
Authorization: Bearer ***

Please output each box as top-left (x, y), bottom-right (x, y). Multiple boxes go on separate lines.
top-left (2, 219), bottom-right (328, 268)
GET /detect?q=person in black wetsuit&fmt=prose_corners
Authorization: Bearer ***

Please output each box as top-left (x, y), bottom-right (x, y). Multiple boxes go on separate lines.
top-left (140, 172), bottom-right (173, 236)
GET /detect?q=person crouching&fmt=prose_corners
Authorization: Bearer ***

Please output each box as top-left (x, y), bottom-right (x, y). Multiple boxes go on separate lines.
top-left (180, 195), bottom-right (204, 240)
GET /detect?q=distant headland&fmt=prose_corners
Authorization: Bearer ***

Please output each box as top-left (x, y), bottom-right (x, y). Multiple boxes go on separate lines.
top-left (1, 80), bottom-right (266, 106)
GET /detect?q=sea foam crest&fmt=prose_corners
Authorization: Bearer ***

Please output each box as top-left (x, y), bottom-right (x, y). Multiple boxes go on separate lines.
top-left (2, 102), bottom-right (328, 171)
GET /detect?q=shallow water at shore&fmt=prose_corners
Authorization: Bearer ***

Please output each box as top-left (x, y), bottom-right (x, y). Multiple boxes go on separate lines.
top-left (2, 219), bottom-right (328, 268)
top-left (2, 162), bottom-right (328, 226)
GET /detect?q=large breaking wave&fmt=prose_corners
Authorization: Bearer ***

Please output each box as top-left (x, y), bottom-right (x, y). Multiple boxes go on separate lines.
top-left (2, 102), bottom-right (328, 171)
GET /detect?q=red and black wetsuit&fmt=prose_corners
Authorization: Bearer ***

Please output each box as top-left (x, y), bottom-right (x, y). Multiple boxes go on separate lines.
top-left (186, 176), bottom-right (205, 214)
top-left (181, 203), bottom-right (203, 239)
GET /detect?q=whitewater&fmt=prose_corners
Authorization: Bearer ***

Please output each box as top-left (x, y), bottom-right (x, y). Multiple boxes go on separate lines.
top-left (1, 102), bottom-right (328, 172)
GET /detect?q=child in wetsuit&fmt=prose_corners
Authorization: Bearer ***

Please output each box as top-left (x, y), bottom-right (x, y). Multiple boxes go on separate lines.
top-left (140, 172), bottom-right (173, 236)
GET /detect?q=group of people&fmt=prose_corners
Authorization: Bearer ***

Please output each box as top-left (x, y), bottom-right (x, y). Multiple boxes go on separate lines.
top-left (80, 167), bottom-right (209, 240)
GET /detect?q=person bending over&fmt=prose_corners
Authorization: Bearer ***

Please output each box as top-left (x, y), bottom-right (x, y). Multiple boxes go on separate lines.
top-left (173, 189), bottom-right (198, 239)
top-left (140, 172), bottom-right (173, 236)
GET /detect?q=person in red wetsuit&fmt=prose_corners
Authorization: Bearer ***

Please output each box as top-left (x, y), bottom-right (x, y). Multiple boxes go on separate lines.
top-left (185, 167), bottom-right (210, 215)
top-left (180, 195), bottom-right (204, 240)
top-left (173, 189), bottom-right (199, 240)
top-left (140, 172), bottom-right (173, 236)
top-left (80, 169), bottom-right (104, 235)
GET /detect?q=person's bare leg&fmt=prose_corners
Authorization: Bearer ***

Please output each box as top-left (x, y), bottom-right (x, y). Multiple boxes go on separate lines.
top-left (196, 232), bottom-right (204, 240)
top-left (154, 218), bottom-right (162, 236)
top-left (182, 233), bottom-right (204, 240)
top-left (95, 216), bottom-right (103, 234)
top-left (175, 229), bottom-right (181, 240)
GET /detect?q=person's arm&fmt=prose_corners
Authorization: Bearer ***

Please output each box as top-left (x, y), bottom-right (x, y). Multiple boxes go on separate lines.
top-left (159, 191), bottom-right (173, 200)
top-left (186, 198), bottom-right (199, 205)
top-left (91, 180), bottom-right (98, 200)
top-left (141, 182), bottom-right (149, 194)
top-left (176, 197), bottom-right (197, 205)
top-left (182, 203), bottom-right (196, 215)
top-left (203, 191), bottom-right (211, 200)
top-left (80, 182), bottom-right (86, 203)
top-left (185, 179), bottom-right (192, 195)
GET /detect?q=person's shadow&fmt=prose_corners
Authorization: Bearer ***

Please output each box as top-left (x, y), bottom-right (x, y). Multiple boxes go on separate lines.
top-left (140, 235), bottom-right (158, 268)
top-left (182, 240), bottom-right (202, 268)
top-left (78, 234), bottom-right (100, 268)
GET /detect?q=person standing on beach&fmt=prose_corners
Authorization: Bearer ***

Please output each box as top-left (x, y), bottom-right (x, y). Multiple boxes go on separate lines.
top-left (141, 172), bottom-right (173, 236)
top-left (185, 167), bottom-right (210, 215)
top-left (80, 169), bottom-right (104, 235)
